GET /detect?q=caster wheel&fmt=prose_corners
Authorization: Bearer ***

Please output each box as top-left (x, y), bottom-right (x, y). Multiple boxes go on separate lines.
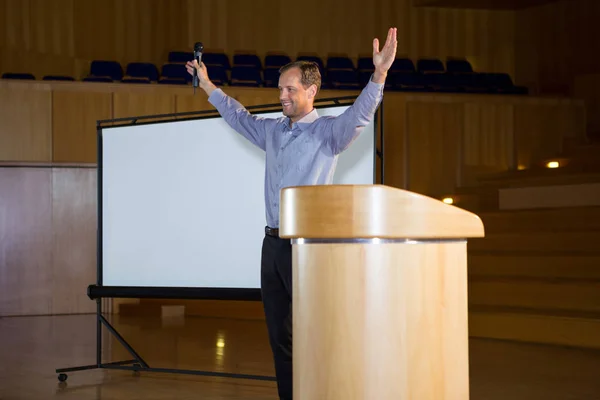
top-left (132, 363), bottom-right (141, 375)
top-left (58, 373), bottom-right (68, 382)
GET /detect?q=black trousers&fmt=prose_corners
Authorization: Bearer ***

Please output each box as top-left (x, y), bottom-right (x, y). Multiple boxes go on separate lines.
top-left (260, 234), bottom-right (293, 400)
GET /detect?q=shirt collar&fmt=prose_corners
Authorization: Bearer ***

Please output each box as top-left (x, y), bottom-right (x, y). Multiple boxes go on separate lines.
top-left (286, 109), bottom-right (319, 131)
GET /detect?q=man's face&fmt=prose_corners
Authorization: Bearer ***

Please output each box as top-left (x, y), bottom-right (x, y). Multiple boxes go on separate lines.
top-left (278, 67), bottom-right (316, 122)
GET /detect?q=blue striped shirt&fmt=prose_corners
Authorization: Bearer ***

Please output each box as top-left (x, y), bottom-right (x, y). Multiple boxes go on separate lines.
top-left (208, 79), bottom-right (384, 228)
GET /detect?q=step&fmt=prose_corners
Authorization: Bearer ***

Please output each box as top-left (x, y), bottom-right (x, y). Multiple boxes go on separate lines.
top-left (468, 277), bottom-right (600, 313)
top-left (468, 231), bottom-right (600, 253)
top-left (498, 182), bottom-right (600, 210)
top-left (477, 206), bottom-right (600, 233)
top-left (469, 306), bottom-right (600, 349)
top-left (562, 140), bottom-right (600, 159)
top-left (476, 167), bottom-right (600, 188)
top-left (468, 254), bottom-right (600, 280)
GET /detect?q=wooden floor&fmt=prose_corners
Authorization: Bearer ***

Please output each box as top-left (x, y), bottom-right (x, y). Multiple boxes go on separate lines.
top-left (1, 314), bottom-right (600, 399)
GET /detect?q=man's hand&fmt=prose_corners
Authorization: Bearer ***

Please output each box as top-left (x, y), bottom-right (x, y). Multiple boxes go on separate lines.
top-left (372, 27), bottom-right (398, 84)
top-left (186, 60), bottom-right (217, 95)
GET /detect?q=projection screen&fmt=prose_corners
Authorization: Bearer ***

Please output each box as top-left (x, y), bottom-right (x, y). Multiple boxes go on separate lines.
top-left (95, 99), bottom-right (382, 300)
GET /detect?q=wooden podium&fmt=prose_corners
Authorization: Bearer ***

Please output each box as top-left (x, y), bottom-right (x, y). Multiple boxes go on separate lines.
top-left (279, 184), bottom-right (485, 400)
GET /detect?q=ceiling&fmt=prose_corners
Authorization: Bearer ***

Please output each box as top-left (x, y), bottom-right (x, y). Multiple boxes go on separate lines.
top-left (412, 0), bottom-right (561, 10)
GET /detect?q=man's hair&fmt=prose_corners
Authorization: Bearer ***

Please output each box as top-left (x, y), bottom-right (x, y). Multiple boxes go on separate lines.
top-left (279, 61), bottom-right (321, 92)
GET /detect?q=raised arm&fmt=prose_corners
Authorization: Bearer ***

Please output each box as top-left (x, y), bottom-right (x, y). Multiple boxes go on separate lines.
top-left (325, 27), bottom-right (397, 154)
top-left (186, 60), bottom-right (268, 150)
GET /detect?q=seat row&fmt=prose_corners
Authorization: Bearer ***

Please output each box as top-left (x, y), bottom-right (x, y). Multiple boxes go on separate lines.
top-left (1, 52), bottom-right (528, 95)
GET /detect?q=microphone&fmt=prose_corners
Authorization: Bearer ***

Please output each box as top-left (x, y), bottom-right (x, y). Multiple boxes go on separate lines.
top-left (193, 42), bottom-right (203, 94)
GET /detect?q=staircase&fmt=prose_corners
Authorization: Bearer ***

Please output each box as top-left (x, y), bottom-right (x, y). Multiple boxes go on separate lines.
top-left (458, 140), bottom-right (600, 349)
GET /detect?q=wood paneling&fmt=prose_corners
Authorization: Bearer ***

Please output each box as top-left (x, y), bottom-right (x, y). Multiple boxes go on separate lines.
top-left (513, 100), bottom-right (586, 167)
top-left (0, 168), bottom-right (53, 315)
top-left (51, 168), bottom-right (97, 314)
top-left (463, 102), bottom-right (514, 183)
top-left (515, 0), bottom-right (600, 95)
top-left (406, 100), bottom-right (463, 195)
top-left (469, 309), bottom-right (600, 349)
top-left (1, 0), bottom-right (516, 80)
top-left (469, 254), bottom-right (600, 280)
top-left (380, 94), bottom-right (407, 189)
top-left (113, 91), bottom-right (176, 120)
top-left (573, 74), bottom-right (600, 138)
top-left (0, 79), bottom-right (587, 195)
top-left (469, 278), bottom-right (600, 313)
top-left (52, 90), bottom-right (112, 162)
top-left (414, 0), bottom-right (559, 10)
top-left (0, 82), bottom-right (52, 161)
top-left (0, 166), bottom-right (97, 316)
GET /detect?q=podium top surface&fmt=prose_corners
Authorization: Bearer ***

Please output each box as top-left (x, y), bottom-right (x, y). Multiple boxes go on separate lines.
top-left (279, 185), bottom-right (485, 239)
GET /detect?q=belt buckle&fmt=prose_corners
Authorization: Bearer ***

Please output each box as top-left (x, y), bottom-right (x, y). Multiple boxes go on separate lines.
top-left (265, 226), bottom-right (279, 237)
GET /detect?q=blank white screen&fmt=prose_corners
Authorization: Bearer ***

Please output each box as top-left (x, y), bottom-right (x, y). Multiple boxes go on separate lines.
top-left (101, 105), bottom-right (376, 288)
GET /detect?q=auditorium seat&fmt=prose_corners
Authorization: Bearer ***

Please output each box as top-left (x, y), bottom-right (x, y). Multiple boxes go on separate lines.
top-left (390, 72), bottom-right (429, 92)
top-left (161, 63), bottom-right (191, 83)
top-left (295, 53), bottom-right (326, 85)
top-left (462, 73), bottom-right (528, 95)
top-left (446, 58), bottom-right (474, 73)
top-left (125, 62), bottom-right (159, 82)
top-left (424, 72), bottom-right (465, 93)
top-left (89, 60), bottom-right (123, 81)
top-left (327, 68), bottom-right (360, 90)
top-left (296, 54), bottom-right (325, 70)
top-left (203, 52), bottom-right (231, 70)
top-left (391, 58), bottom-right (417, 73)
top-left (264, 53), bottom-right (292, 68)
top-left (208, 66), bottom-right (229, 86)
top-left (230, 66), bottom-right (261, 87)
top-left (417, 58), bottom-right (445, 74)
top-left (327, 55), bottom-right (354, 70)
top-left (233, 52), bottom-right (262, 69)
top-left (42, 75), bottom-right (75, 81)
top-left (263, 67), bottom-right (280, 87)
top-left (2, 72), bottom-right (35, 80)
top-left (357, 56), bottom-right (374, 72)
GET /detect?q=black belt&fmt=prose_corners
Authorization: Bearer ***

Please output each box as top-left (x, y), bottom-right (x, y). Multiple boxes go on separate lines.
top-left (265, 226), bottom-right (279, 237)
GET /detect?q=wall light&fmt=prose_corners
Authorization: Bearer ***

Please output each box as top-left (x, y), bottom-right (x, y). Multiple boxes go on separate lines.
top-left (546, 161), bottom-right (560, 168)
top-left (442, 197), bottom-right (454, 205)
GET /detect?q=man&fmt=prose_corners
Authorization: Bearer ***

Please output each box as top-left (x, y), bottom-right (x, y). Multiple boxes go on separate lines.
top-left (186, 27), bottom-right (397, 399)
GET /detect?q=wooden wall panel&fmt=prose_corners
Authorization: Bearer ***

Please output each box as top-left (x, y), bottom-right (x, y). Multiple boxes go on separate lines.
top-left (515, 0), bottom-right (600, 95)
top-left (0, 168), bottom-right (53, 316)
top-left (51, 167), bottom-right (97, 314)
top-left (462, 102), bottom-right (514, 184)
top-left (574, 74), bottom-right (600, 138)
top-left (0, 82), bottom-right (52, 161)
top-left (1, 79), bottom-right (587, 196)
top-left (380, 95), bottom-right (407, 189)
top-left (406, 101), bottom-right (463, 196)
top-left (1, 0), bottom-right (516, 80)
top-left (52, 90), bottom-right (113, 163)
top-left (113, 92), bottom-right (176, 120)
top-left (513, 103), bottom-right (570, 168)
top-left (0, 166), bottom-right (97, 317)
top-left (175, 92), bottom-right (214, 114)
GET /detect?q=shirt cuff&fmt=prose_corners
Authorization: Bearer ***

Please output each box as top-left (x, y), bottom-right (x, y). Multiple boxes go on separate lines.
top-left (208, 88), bottom-right (226, 106)
top-left (367, 74), bottom-right (385, 93)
